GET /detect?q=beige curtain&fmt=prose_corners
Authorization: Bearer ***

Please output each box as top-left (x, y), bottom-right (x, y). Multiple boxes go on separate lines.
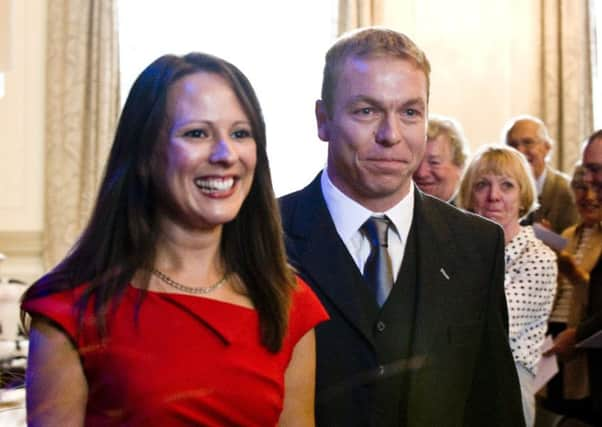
top-left (338, 0), bottom-right (384, 34)
top-left (541, 0), bottom-right (593, 172)
top-left (44, 0), bottom-right (120, 268)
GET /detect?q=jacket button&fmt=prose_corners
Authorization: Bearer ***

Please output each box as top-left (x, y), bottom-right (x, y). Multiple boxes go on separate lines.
top-left (376, 321), bottom-right (386, 332)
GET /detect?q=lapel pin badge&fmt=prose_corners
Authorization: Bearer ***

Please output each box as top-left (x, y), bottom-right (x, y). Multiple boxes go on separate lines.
top-left (440, 267), bottom-right (450, 280)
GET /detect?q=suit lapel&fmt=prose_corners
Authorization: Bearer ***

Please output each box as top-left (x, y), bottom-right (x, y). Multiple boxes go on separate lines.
top-left (286, 181), bottom-right (464, 351)
top-left (410, 189), bottom-right (460, 355)
top-left (538, 166), bottom-right (555, 218)
top-left (286, 174), bottom-right (375, 344)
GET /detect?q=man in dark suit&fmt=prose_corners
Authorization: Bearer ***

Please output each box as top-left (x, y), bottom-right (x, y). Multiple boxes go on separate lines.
top-left (279, 28), bottom-right (525, 427)
top-left (504, 115), bottom-right (578, 234)
top-left (547, 130), bottom-right (602, 425)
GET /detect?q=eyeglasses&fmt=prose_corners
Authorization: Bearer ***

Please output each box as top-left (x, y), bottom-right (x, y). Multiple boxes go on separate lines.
top-left (508, 139), bottom-right (538, 149)
top-left (572, 183), bottom-right (596, 194)
top-left (573, 181), bottom-right (602, 203)
top-left (584, 163), bottom-right (602, 176)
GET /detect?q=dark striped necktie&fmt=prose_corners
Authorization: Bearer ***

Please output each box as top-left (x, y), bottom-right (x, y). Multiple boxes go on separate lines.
top-left (361, 216), bottom-right (394, 306)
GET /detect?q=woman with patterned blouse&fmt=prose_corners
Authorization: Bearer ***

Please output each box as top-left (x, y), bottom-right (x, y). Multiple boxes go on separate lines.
top-left (458, 145), bottom-right (557, 427)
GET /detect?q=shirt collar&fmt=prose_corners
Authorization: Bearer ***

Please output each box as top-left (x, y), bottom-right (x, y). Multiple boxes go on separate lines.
top-left (320, 168), bottom-right (414, 241)
top-left (536, 167), bottom-right (547, 195)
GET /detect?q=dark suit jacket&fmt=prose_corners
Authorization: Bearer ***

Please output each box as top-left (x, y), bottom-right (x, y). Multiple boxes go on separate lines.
top-left (279, 173), bottom-right (525, 427)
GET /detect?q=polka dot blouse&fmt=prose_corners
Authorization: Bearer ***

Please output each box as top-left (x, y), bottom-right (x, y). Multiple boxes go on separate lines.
top-left (505, 226), bottom-right (557, 376)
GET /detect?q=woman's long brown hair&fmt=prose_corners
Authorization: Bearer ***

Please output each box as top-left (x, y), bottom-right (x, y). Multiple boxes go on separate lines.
top-left (22, 53), bottom-right (295, 352)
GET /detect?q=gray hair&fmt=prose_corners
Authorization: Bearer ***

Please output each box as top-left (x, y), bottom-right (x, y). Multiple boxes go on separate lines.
top-left (427, 114), bottom-right (469, 168)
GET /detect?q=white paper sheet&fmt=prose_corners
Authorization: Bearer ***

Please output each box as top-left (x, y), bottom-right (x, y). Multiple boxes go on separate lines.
top-left (532, 223), bottom-right (568, 251)
top-left (534, 335), bottom-right (559, 392)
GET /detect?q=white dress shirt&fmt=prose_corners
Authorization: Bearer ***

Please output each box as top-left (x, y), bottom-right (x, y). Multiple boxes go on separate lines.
top-left (320, 168), bottom-right (414, 280)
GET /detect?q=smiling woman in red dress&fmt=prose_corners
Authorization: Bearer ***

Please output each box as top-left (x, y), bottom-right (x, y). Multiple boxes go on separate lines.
top-left (21, 53), bottom-right (327, 427)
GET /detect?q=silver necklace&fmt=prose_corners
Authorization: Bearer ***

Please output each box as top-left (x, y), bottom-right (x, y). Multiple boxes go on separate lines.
top-left (151, 268), bottom-right (227, 294)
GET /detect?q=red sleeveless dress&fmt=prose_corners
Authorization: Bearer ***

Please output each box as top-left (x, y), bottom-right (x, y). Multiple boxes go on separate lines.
top-left (23, 277), bottom-right (328, 426)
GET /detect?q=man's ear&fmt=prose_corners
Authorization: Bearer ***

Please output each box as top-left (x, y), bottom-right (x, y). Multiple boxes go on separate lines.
top-left (315, 100), bottom-right (330, 142)
top-left (542, 136), bottom-right (552, 150)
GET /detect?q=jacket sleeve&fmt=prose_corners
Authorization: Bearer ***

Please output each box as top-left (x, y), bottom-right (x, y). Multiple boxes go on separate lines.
top-left (576, 310), bottom-right (602, 342)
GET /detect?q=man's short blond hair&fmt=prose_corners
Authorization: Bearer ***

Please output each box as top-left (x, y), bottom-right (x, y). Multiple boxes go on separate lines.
top-left (321, 27), bottom-right (431, 115)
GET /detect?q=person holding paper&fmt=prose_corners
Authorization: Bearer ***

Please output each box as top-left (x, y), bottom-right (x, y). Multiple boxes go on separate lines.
top-left (543, 165), bottom-right (602, 420)
top-left (546, 130), bottom-right (602, 425)
top-left (458, 145), bottom-right (557, 427)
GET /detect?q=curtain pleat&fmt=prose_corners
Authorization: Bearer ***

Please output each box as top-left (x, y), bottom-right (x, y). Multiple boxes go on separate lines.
top-left (43, 0), bottom-right (120, 268)
top-left (541, 0), bottom-right (593, 171)
top-left (338, 0), bottom-right (384, 35)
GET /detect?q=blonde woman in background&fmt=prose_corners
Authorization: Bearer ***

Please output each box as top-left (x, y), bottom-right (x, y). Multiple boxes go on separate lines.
top-left (458, 145), bottom-right (557, 427)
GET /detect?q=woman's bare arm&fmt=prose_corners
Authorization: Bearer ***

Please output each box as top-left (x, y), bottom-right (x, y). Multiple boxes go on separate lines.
top-left (278, 329), bottom-right (316, 427)
top-left (26, 317), bottom-right (88, 427)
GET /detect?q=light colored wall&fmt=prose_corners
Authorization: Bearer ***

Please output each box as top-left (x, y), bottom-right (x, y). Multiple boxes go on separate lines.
top-left (0, 0), bottom-right (46, 283)
top-left (0, 0), bottom-right (551, 282)
top-left (383, 0), bottom-right (542, 156)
